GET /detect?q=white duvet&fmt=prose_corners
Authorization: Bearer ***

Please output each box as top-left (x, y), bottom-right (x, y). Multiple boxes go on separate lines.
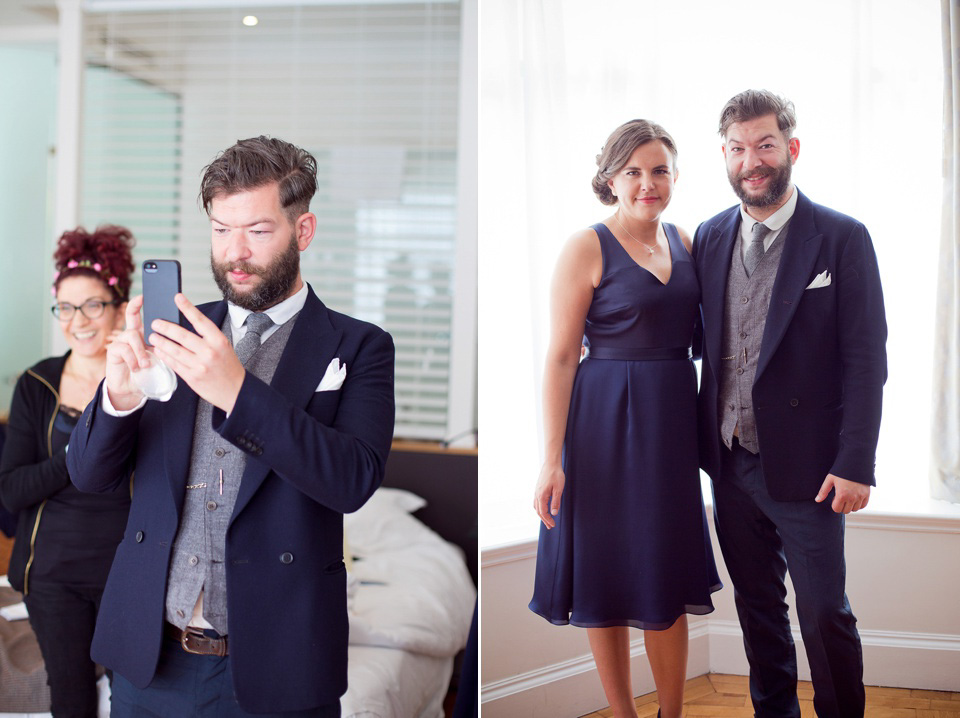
top-left (344, 488), bottom-right (476, 657)
top-left (341, 487), bottom-right (475, 718)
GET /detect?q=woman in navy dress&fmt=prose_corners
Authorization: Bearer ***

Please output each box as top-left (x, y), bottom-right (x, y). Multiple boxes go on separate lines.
top-left (530, 120), bottom-right (721, 718)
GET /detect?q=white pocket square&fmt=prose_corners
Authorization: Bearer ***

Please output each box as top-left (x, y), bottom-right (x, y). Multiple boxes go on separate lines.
top-left (805, 270), bottom-right (831, 290)
top-left (316, 358), bottom-right (347, 392)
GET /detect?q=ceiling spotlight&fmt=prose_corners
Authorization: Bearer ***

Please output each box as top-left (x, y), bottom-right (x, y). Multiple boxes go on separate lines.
top-left (242, 15), bottom-right (259, 27)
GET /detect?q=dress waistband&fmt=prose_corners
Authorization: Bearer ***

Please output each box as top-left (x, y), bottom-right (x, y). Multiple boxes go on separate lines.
top-left (586, 346), bottom-right (691, 361)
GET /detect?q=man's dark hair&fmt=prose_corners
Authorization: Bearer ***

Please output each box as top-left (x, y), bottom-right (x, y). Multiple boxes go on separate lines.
top-left (199, 136), bottom-right (318, 223)
top-left (718, 90), bottom-right (797, 140)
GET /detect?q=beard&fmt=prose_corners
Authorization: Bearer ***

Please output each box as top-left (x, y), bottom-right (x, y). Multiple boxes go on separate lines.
top-left (211, 235), bottom-right (301, 311)
top-left (728, 156), bottom-right (793, 209)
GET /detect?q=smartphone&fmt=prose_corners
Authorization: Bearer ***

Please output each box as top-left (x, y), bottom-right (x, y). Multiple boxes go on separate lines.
top-left (142, 259), bottom-right (182, 346)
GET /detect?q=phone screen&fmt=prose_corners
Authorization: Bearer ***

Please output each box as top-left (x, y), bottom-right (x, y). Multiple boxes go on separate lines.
top-left (142, 259), bottom-right (182, 347)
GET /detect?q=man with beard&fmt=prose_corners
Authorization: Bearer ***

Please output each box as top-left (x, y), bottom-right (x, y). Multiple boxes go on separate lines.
top-left (692, 91), bottom-right (886, 718)
top-left (67, 136), bottom-right (396, 716)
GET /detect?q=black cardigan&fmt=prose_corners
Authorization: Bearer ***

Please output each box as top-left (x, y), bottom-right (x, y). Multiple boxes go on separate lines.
top-left (0, 353), bottom-right (129, 593)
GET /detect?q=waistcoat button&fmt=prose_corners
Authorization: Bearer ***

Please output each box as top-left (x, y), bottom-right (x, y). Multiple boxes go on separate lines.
top-left (135, 531), bottom-right (144, 543)
top-left (280, 552), bottom-right (294, 564)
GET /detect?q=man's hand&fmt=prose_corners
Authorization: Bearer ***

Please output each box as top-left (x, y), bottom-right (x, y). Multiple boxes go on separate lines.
top-left (815, 473), bottom-right (870, 514)
top-left (105, 295), bottom-right (152, 411)
top-left (149, 294), bottom-right (247, 414)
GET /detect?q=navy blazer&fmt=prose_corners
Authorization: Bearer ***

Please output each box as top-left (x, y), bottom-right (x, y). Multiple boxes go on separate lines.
top-left (68, 286), bottom-right (395, 712)
top-left (693, 190), bottom-right (887, 501)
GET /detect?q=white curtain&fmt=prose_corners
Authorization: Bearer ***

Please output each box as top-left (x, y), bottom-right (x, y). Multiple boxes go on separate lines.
top-left (479, 0), bottom-right (943, 547)
top-left (932, 0), bottom-right (960, 503)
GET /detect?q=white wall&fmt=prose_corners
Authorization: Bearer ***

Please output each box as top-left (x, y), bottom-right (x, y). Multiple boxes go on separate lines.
top-left (0, 45), bottom-right (57, 413)
top-left (480, 510), bottom-right (960, 717)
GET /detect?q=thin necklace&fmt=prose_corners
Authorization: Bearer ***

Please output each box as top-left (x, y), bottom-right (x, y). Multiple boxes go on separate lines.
top-left (613, 211), bottom-right (658, 254)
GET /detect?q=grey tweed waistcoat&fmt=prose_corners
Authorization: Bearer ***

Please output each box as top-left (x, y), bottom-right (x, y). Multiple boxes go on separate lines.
top-left (718, 223), bottom-right (789, 454)
top-left (164, 313), bottom-right (298, 634)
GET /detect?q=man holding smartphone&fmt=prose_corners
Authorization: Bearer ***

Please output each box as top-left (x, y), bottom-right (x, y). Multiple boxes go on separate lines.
top-left (67, 136), bottom-right (396, 716)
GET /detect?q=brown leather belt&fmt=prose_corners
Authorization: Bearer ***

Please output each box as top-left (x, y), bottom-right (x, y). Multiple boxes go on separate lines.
top-left (164, 622), bottom-right (228, 657)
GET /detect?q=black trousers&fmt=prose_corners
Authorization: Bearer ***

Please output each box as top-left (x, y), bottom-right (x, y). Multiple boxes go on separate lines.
top-left (23, 581), bottom-right (104, 718)
top-left (713, 440), bottom-right (865, 718)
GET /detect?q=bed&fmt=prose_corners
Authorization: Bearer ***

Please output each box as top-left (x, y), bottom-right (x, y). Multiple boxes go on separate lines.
top-left (0, 441), bottom-right (477, 718)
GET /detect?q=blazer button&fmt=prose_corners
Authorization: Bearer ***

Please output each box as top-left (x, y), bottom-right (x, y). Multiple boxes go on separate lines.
top-left (790, 398), bottom-right (799, 407)
top-left (280, 552), bottom-right (294, 564)
top-left (135, 531), bottom-right (144, 543)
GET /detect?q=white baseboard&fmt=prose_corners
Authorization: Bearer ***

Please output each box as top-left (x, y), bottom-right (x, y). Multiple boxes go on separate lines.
top-left (480, 620), bottom-right (710, 718)
top-left (482, 620), bottom-right (960, 717)
top-left (709, 619), bottom-right (960, 692)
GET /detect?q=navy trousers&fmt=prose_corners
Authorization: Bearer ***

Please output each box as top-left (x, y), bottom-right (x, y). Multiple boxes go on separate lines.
top-left (713, 440), bottom-right (865, 718)
top-left (110, 632), bottom-right (340, 718)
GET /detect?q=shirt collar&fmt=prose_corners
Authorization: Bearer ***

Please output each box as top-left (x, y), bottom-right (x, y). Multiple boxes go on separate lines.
top-left (227, 282), bottom-right (309, 332)
top-left (739, 184), bottom-right (799, 233)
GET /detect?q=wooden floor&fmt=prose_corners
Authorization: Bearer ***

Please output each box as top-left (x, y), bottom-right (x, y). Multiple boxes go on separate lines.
top-left (579, 673), bottom-right (960, 717)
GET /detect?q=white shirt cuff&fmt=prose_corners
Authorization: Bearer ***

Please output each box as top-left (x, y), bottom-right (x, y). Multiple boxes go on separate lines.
top-left (101, 388), bottom-right (147, 417)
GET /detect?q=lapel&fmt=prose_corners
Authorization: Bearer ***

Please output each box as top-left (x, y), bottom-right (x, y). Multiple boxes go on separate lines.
top-left (231, 286), bottom-right (344, 521)
top-left (701, 208), bottom-right (740, 383)
top-left (756, 190), bottom-right (823, 381)
top-left (160, 301), bottom-right (225, 516)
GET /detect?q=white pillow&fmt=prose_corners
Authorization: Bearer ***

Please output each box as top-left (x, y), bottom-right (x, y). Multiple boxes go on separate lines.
top-left (343, 487), bottom-right (475, 657)
top-left (360, 486), bottom-right (428, 514)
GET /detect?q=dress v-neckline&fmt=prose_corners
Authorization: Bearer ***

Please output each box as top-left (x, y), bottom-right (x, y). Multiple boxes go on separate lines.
top-left (601, 222), bottom-right (676, 286)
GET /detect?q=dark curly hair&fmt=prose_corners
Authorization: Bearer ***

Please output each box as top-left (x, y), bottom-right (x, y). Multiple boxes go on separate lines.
top-left (53, 225), bottom-right (136, 301)
top-left (199, 136), bottom-right (318, 224)
top-left (592, 119), bottom-right (678, 206)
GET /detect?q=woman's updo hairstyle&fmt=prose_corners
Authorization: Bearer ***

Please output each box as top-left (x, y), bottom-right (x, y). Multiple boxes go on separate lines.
top-left (53, 225), bottom-right (136, 302)
top-left (591, 119), bottom-right (678, 206)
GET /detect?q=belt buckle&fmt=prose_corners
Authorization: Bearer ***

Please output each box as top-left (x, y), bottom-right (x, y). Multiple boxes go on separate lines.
top-left (180, 626), bottom-right (205, 655)
top-left (180, 626), bottom-right (227, 657)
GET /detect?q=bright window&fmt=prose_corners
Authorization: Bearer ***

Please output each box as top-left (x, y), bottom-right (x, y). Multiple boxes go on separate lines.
top-left (78, 1), bottom-right (467, 442)
top-left (479, 0), bottom-right (942, 547)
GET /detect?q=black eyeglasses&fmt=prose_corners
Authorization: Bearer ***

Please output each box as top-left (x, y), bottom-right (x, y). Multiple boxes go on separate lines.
top-left (51, 298), bottom-right (118, 321)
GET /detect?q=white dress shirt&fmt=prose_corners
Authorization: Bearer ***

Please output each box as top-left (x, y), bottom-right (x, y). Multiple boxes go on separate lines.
top-left (738, 185), bottom-right (799, 262)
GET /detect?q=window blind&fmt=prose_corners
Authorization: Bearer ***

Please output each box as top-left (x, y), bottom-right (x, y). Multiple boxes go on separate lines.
top-left (79, 2), bottom-right (461, 440)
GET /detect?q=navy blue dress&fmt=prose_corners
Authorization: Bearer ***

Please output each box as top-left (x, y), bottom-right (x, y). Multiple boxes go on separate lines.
top-left (530, 222), bottom-right (721, 629)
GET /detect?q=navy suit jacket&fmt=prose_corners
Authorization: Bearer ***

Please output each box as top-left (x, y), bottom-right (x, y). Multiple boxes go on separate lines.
top-left (693, 189), bottom-right (887, 501)
top-left (68, 286), bottom-right (395, 712)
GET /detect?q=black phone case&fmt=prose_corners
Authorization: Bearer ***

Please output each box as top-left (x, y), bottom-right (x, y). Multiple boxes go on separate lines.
top-left (142, 259), bottom-right (182, 346)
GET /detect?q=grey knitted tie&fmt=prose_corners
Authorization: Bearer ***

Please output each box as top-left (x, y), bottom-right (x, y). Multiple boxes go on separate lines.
top-left (234, 312), bottom-right (274, 366)
top-left (744, 222), bottom-right (771, 277)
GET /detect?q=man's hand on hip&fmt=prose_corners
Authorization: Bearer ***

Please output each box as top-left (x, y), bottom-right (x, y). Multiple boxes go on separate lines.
top-left (815, 473), bottom-right (870, 514)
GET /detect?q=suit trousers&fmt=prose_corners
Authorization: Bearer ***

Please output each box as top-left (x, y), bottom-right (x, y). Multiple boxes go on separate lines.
top-left (23, 581), bottom-right (104, 718)
top-left (109, 633), bottom-right (341, 718)
top-left (713, 439), bottom-right (865, 718)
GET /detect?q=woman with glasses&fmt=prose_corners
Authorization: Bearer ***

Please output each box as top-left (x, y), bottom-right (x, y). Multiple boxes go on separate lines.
top-left (0, 225), bottom-right (135, 718)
